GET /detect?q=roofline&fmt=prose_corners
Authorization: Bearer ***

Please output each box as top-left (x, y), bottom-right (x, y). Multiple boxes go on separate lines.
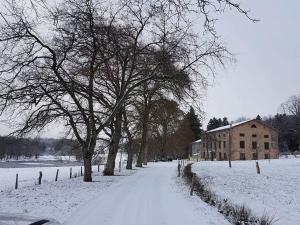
top-left (205, 119), bottom-right (277, 134)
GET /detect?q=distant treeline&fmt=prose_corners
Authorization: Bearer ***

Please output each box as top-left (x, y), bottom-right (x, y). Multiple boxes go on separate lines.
top-left (0, 136), bottom-right (45, 160)
top-left (0, 136), bottom-right (82, 160)
top-left (264, 114), bottom-right (300, 152)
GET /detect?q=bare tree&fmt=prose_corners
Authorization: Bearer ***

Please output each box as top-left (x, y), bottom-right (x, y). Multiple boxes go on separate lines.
top-left (0, 0), bottom-right (124, 181)
top-left (280, 95), bottom-right (300, 150)
top-left (0, 0), bottom-right (255, 178)
top-left (281, 95), bottom-right (300, 117)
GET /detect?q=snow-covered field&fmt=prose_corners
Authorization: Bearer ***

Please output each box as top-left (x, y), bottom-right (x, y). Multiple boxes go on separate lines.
top-left (0, 162), bottom-right (231, 225)
top-left (0, 155), bottom-right (78, 162)
top-left (0, 169), bottom-right (136, 224)
top-left (0, 153), bottom-right (128, 191)
top-left (0, 165), bottom-right (104, 191)
top-left (192, 158), bottom-right (300, 225)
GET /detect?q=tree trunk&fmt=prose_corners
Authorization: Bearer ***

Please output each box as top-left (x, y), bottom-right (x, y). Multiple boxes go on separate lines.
top-left (126, 141), bottom-right (134, 170)
top-left (136, 137), bottom-right (145, 167)
top-left (83, 152), bottom-right (93, 182)
top-left (104, 149), bottom-right (118, 176)
top-left (136, 109), bottom-right (149, 167)
top-left (143, 143), bottom-right (148, 165)
top-left (103, 111), bottom-right (123, 176)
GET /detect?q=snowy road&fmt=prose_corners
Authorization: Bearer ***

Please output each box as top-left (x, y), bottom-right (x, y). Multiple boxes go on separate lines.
top-left (64, 162), bottom-right (229, 225)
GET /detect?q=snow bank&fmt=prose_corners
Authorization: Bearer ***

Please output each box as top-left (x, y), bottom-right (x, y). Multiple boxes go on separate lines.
top-left (193, 158), bottom-right (300, 225)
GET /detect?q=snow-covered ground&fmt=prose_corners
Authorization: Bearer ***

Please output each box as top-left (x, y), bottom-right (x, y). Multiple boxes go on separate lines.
top-left (0, 162), bottom-right (231, 225)
top-left (0, 169), bottom-right (135, 224)
top-left (0, 155), bottom-right (78, 162)
top-left (0, 165), bottom-right (103, 191)
top-left (0, 152), bottom-right (129, 191)
top-left (192, 158), bottom-right (300, 225)
top-left (65, 162), bottom-right (230, 225)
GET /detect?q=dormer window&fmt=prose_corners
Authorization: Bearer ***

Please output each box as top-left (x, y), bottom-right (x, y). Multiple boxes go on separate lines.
top-left (251, 124), bottom-right (257, 128)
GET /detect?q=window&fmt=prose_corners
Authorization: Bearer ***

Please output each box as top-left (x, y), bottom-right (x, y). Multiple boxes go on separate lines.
top-left (264, 135), bottom-right (269, 138)
top-left (214, 142), bottom-right (217, 149)
top-left (240, 153), bottom-right (246, 160)
top-left (251, 124), bottom-right (257, 128)
top-left (240, 141), bottom-right (245, 149)
top-left (264, 142), bottom-right (270, 150)
top-left (219, 141), bottom-right (221, 149)
top-left (203, 143), bottom-right (205, 148)
top-left (264, 154), bottom-right (270, 159)
top-left (219, 152), bottom-right (222, 160)
top-left (223, 134), bottom-right (226, 137)
top-left (252, 153), bottom-right (257, 160)
top-left (252, 134), bottom-right (257, 138)
top-left (224, 153), bottom-right (227, 160)
top-left (240, 133), bottom-right (245, 137)
top-left (223, 141), bottom-right (226, 148)
top-left (252, 141), bottom-right (257, 149)
top-left (203, 152), bottom-right (206, 158)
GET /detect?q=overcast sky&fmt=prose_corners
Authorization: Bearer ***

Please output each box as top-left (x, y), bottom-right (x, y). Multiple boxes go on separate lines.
top-left (0, 0), bottom-right (299, 138)
top-left (203, 0), bottom-right (300, 125)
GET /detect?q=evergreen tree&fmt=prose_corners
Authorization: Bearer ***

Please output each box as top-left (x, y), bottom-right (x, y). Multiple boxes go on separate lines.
top-left (207, 117), bottom-right (220, 131)
top-left (207, 117), bottom-right (229, 131)
top-left (222, 117), bottom-right (229, 126)
top-left (256, 115), bottom-right (262, 120)
top-left (187, 107), bottom-right (203, 140)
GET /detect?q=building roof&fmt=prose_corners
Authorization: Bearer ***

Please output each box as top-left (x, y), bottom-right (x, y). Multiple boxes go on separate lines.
top-left (192, 139), bottom-right (202, 144)
top-left (206, 119), bottom-right (255, 133)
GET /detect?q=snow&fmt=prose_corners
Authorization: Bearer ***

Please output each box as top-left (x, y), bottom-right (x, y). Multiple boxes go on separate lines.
top-left (1, 155), bottom-right (78, 162)
top-left (192, 158), bottom-right (300, 225)
top-left (206, 119), bottom-right (254, 133)
top-left (0, 162), bottom-right (231, 225)
top-left (65, 162), bottom-right (230, 225)
top-left (20, 162), bottom-right (55, 166)
top-left (192, 139), bottom-right (202, 143)
top-left (0, 165), bottom-right (103, 191)
top-left (0, 169), bottom-right (134, 223)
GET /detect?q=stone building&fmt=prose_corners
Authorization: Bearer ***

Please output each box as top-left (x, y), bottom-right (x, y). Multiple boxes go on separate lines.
top-left (192, 118), bottom-right (279, 161)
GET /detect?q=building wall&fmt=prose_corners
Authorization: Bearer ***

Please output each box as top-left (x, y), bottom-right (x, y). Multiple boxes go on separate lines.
top-left (198, 120), bottom-right (279, 161)
top-left (230, 121), bottom-right (279, 160)
top-left (191, 142), bottom-right (202, 156)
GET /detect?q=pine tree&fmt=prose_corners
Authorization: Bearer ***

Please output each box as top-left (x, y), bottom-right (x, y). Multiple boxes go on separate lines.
top-left (222, 117), bottom-right (229, 126)
top-left (187, 107), bottom-right (203, 140)
top-left (207, 117), bottom-right (229, 131)
top-left (207, 117), bottom-right (220, 131)
top-left (256, 115), bottom-right (262, 120)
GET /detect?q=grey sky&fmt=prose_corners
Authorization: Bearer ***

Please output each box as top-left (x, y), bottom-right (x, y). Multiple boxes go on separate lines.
top-left (0, 0), bottom-right (299, 138)
top-left (204, 0), bottom-right (300, 124)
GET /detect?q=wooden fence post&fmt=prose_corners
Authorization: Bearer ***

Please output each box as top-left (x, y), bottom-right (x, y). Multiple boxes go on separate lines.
top-left (55, 169), bottom-right (59, 181)
top-left (98, 164), bottom-right (100, 172)
top-left (256, 161), bottom-right (260, 174)
top-left (190, 173), bottom-right (196, 196)
top-left (15, 173), bottom-right (18, 189)
top-left (81, 167), bottom-right (83, 176)
top-left (177, 163), bottom-right (181, 177)
top-left (70, 168), bottom-right (72, 179)
top-left (38, 171), bottom-right (42, 185)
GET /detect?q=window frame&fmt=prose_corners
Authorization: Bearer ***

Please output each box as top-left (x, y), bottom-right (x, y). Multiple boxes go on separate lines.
top-left (240, 140), bottom-right (245, 149)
